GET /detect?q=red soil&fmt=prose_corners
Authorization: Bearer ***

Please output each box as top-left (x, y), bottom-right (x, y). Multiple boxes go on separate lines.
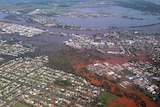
top-left (108, 97), bottom-right (136, 107)
top-left (73, 61), bottom-right (159, 107)
top-left (84, 73), bottom-right (101, 85)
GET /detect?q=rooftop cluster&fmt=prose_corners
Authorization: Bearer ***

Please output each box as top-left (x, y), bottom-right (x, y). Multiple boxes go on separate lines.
top-left (0, 22), bottom-right (45, 37)
top-left (0, 39), bottom-right (35, 56)
top-left (87, 61), bottom-right (160, 101)
top-left (63, 33), bottom-right (105, 49)
top-left (64, 31), bottom-right (160, 58)
top-left (0, 56), bottom-right (101, 107)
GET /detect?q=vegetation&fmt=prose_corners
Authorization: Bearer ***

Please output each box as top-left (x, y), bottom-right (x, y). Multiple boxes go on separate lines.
top-left (117, 0), bottom-right (160, 13)
top-left (97, 91), bottom-right (116, 107)
top-left (55, 80), bottom-right (72, 87)
top-left (12, 102), bottom-right (30, 107)
top-left (48, 54), bottom-right (74, 72)
top-left (130, 23), bottom-right (160, 28)
top-left (139, 100), bottom-right (146, 107)
top-left (101, 82), bottom-right (111, 91)
top-left (115, 104), bottom-right (127, 107)
top-left (121, 69), bottom-right (134, 76)
top-left (79, 68), bottom-right (89, 74)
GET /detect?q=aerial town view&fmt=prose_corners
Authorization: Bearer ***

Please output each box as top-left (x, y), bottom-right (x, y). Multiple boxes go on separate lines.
top-left (0, 0), bottom-right (160, 107)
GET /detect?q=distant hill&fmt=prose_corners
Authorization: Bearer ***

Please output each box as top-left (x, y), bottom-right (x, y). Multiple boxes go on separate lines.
top-left (114, 0), bottom-right (160, 13)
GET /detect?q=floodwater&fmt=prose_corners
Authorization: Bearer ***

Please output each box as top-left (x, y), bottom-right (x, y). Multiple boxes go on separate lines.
top-left (55, 6), bottom-right (160, 30)
top-left (0, 12), bottom-right (7, 20)
top-left (1, 5), bottom-right (160, 35)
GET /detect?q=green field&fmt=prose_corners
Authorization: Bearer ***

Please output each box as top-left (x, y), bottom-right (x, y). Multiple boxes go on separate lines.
top-left (12, 102), bottom-right (30, 107)
top-left (55, 79), bottom-right (72, 87)
top-left (116, 104), bottom-right (127, 107)
top-left (98, 91), bottom-right (116, 107)
top-left (121, 69), bottom-right (134, 76)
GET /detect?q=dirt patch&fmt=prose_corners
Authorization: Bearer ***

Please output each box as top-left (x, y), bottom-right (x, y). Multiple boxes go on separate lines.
top-left (107, 97), bottom-right (136, 107)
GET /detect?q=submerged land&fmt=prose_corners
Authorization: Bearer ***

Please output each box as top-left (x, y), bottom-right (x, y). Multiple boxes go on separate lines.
top-left (0, 0), bottom-right (160, 107)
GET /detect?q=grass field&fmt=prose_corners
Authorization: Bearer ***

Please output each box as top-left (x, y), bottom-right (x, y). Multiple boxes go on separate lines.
top-left (121, 69), bottom-right (134, 76)
top-left (12, 102), bottom-right (30, 107)
top-left (98, 91), bottom-right (116, 106)
top-left (116, 104), bottom-right (127, 107)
